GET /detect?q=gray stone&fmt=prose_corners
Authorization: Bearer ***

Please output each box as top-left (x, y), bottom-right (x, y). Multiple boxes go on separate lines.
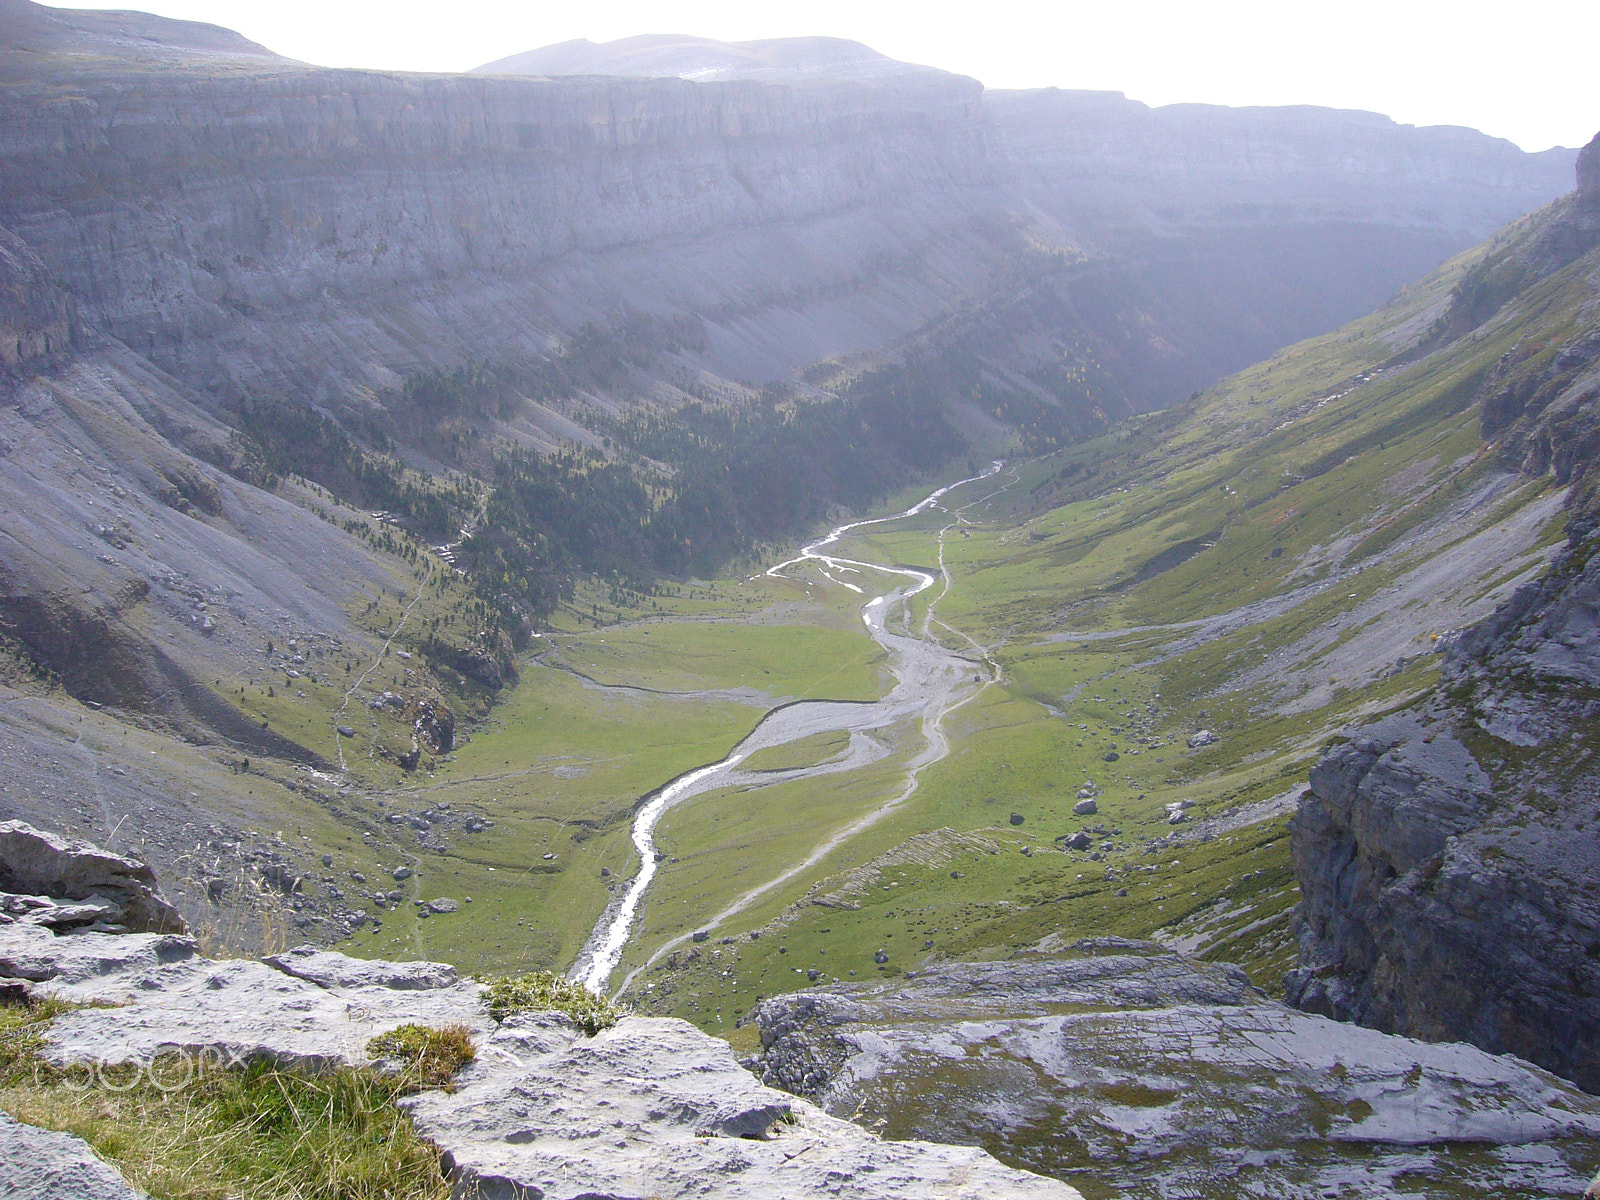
top-left (750, 940), bottom-right (1600, 1199)
top-left (391, 866), bottom-right (412, 881)
top-left (1287, 525), bottom-right (1600, 1092)
top-left (1008, 812), bottom-right (1025, 826)
top-left (1186, 730), bottom-right (1218, 748)
top-left (0, 1109), bottom-right (145, 1200)
top-left (262, 944), bottom-right (457, 990)
top-left (1072, 798), bottom-right (1097, 815)
top-left (0, 821), bottom-right (184, 934)
top-left (426, 898), bottom-right (459, 914)
top-left (405, 1015), bottom-right (1078, 1200)
top-left (0, 921), bottom-right (1077, 1199)
top-left (0, 924), bottom-right (487, 1068)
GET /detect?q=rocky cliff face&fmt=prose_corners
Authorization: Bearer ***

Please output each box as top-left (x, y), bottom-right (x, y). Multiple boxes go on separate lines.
top-left (0, 13), bottom-right (1578, 417)
top-left (0, 223), bottom-right (75, 367)
top-left (1286, 534), bottom-right (1600, 1091)
top-left (0, 60), bottom-right (994, 406)
top-left (1286, 146), bottom-right (1600, 1089)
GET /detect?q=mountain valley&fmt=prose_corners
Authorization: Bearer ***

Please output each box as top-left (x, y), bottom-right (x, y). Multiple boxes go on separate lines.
top-left (1, 3), bottom-right (1599, 1196)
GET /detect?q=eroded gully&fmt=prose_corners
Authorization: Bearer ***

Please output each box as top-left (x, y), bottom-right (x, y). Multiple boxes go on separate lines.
top-left (571, 462), bottom-right (1016, 995)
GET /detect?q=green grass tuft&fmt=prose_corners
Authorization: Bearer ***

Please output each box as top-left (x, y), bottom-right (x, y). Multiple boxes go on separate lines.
top-left (366, 1023), bottom-right (476, 1090)
top-left (482, 971), bottom-right (623, 1033)
top-left (0, 994), bottom-right (449, 1200)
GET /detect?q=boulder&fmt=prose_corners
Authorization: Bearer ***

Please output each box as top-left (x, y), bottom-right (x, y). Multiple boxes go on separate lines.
top-left (1187, 730), bottom-right (1218, 748)
top-left (1009, 812), bottom-right (1025, 826)
top-left (0, 821), bottom-right (184, 934)
top-left (1073, 798), bottom-right (1098, 815)
top-left (0, 1110), bottom-right (143, 1200)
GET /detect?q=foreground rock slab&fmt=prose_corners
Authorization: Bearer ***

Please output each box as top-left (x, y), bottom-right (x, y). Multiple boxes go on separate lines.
top-left (1, 923), bottom-right (1078, 1199)
top-left (752, 940), bottom-right (1600, 1199)
top-left (0, 926), bottom-right (490, 1067)
top-left (408, 1012), bottom-right (1079, 1200)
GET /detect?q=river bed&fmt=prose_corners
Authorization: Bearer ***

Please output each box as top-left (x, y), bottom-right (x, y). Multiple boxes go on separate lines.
top-left (571, 462), bottom-right (1010, 994)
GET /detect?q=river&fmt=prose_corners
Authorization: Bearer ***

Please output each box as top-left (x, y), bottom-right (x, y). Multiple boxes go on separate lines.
top-left (571, 461), bottom-right (1012, 995)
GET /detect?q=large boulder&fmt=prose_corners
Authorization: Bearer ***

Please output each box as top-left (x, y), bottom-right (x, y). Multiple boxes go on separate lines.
top-left (0, 1110), bottom-right (143, 1200)
top-left (0, 821), bottom-right (185, 935)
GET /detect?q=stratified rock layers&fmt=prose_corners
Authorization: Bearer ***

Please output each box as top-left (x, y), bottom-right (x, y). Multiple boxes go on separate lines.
top-left (1288, 541), bottom-right (1600, 1092)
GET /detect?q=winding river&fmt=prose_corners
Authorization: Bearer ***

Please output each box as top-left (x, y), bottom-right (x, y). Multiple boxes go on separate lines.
top-left (571, 462), bottom-right (1013, 995)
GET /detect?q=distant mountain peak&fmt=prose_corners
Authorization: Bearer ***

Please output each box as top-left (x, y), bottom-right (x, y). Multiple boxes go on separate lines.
top-left (0, 0), bottom-right (281, 66)
top-left (472, 33), bottom-right (958, 86)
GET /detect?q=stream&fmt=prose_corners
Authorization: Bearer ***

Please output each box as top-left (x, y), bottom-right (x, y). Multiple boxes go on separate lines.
top-left (571, 462), bottom-right (1012, 995)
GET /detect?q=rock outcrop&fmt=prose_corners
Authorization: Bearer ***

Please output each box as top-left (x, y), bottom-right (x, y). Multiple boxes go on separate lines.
top-left (1287, 529), bottom-right (1600, 1091)
top-left (410, 1012), bottom-right (1076, 1200)
top-left (0, 223), bottom-right (75, 367)
top-left (0, 864), bottom-right (1080, 1199)
top-left (0, 1110), bottom-right (143, 1200)
top-left (749, 938), bottom-right (1600, 1199)
top-left (0, 820), bottom-right (184, 934)
top-left (1579, 130), bottom-right (1600, 201)
top-left (1285, 139), bottom-right (1600, 1093)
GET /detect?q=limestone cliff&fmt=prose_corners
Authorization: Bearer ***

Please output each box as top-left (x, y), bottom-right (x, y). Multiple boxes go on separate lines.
top-left (1286, 139), bottom-right (1600, 1091)
top-left (0, 223), bottom-right (75, 367)
top-left (0, 9), bottom-right (1578, 418)
top-left (1286, 534), bottom-right (1600, 1091)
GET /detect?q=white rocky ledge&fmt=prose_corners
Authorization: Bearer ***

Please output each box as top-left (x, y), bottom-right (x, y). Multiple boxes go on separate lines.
top-left (0, 924), bottom-right (1078, 1199)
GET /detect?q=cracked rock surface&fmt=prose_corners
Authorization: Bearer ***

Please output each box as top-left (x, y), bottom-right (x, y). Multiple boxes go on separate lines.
top-left (408, 1011), bottom-right (1078, 1200)
top-left (750, 939), bottom-right (1600, 1199)
top-left (0, 1110), bottom-right (144, 1200)
top-left (1, 921), bottom-right (1077, 1199)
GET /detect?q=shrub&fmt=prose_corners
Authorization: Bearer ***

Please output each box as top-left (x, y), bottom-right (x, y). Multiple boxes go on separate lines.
top-left (482, 972), bottom-right (622, 1034)
top-left (366, 1023), bottom-right (476, 1091)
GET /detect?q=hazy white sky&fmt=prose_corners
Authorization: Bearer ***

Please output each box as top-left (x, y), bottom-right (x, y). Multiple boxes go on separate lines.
top-left (63, 0), bottom-right (1599, 151)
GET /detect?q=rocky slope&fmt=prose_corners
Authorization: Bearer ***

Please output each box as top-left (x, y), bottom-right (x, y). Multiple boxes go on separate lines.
top-left (1286, 132), bottom-right (1600, 1092)
top-left (746, 937), bottom-right (1600, 1199)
